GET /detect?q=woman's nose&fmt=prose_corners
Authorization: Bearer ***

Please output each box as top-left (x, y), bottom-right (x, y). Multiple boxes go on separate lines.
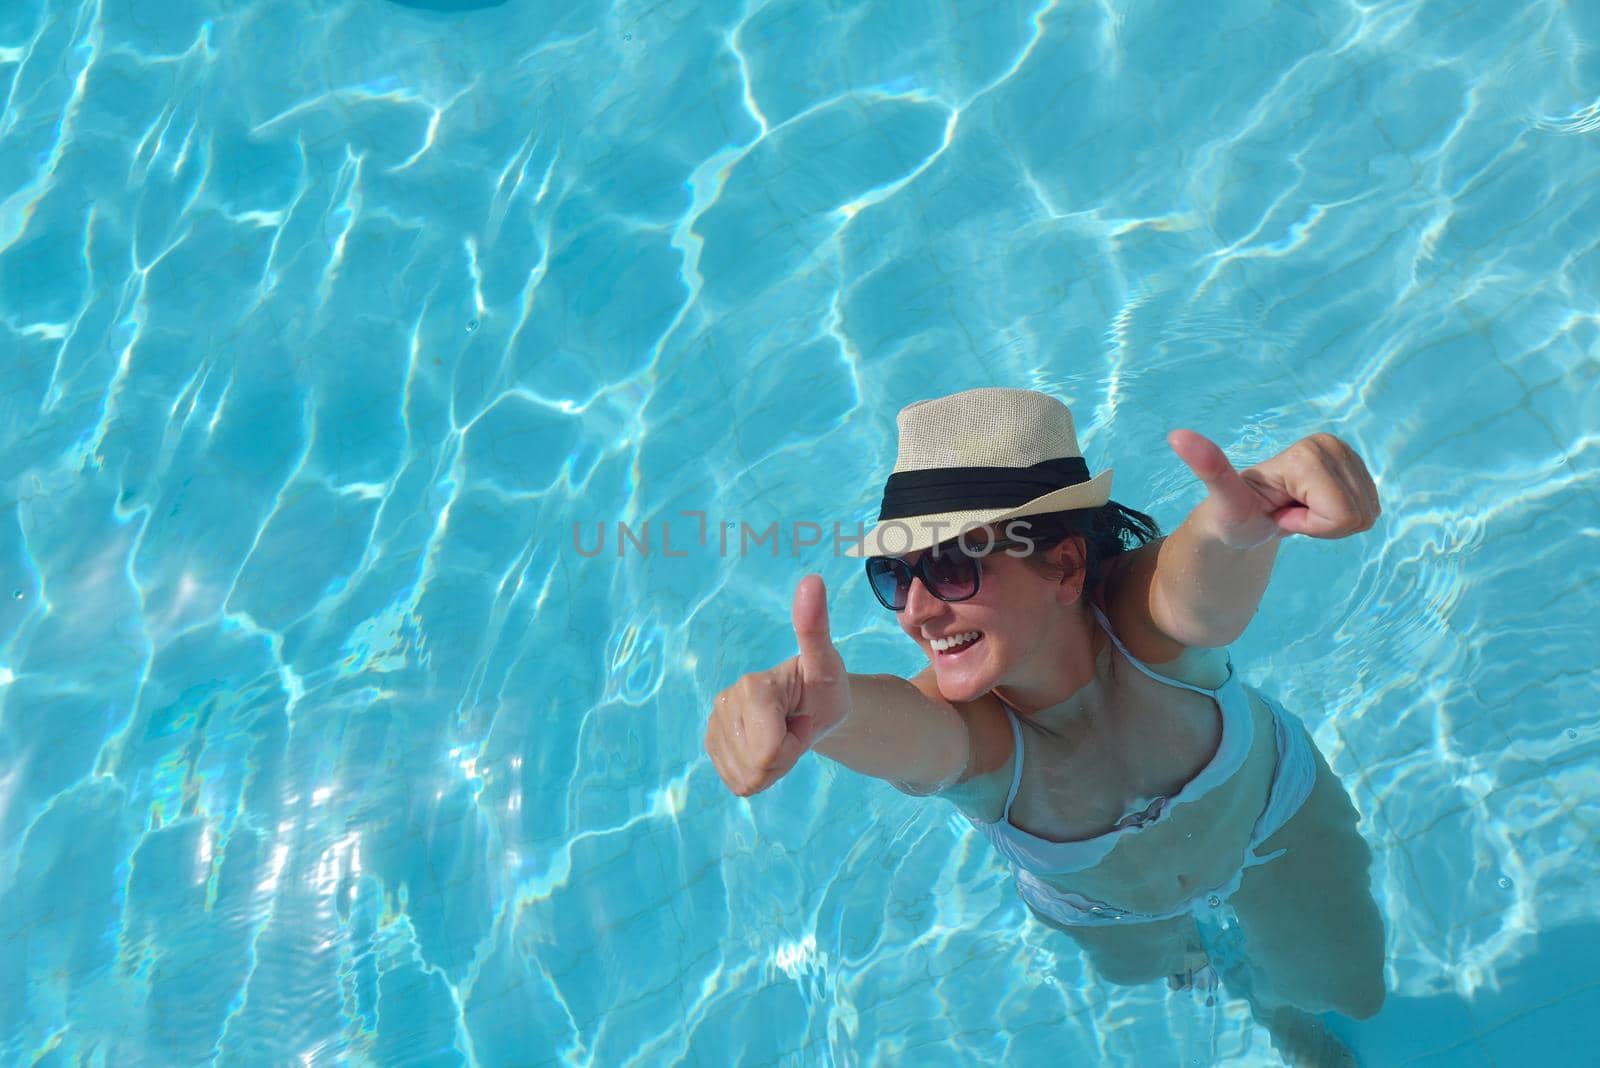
top-left (902, 574), bottom-right (945, 623)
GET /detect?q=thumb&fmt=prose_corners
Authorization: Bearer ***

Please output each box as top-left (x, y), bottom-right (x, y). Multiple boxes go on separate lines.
top-left (791, 574), bottom-right (841, 683)
top-left (1167, 429), bottom-right (1264, 518)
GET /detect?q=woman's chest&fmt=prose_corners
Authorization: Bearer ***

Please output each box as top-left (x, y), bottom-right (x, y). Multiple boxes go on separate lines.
top-left (1006, 681), bottom-right (1225, 841)
top-left (1023, 691), bottom-right (1278, 911)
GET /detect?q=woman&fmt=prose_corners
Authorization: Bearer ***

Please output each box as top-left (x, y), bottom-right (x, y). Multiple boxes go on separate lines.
top-left (704, 388), bottom-right (1386, 1051)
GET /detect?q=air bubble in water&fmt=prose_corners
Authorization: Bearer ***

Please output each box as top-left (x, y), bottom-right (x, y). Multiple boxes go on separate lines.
top-left (1207, 894), bottom-right (1221, 908)
top-left (10, 589), bottom-right (21, 601)
top-left (466, 319), bottom-right (480, 332)
top-left (1568, 728), bottom-right (1579, 740)
top-left (1497, 876), bottom-right (1511, 890)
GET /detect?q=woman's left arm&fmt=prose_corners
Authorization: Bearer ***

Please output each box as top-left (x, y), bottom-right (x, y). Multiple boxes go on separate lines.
top-left (1112, 431), bottom-right (1382, 651)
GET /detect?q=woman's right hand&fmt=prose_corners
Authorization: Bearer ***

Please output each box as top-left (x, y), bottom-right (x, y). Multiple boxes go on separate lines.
top-left (705, 574), bottom-right (851, 797)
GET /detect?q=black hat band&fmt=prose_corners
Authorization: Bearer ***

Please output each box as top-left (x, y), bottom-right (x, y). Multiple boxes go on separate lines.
top-left (877, 457), bottom-right (1092, 521)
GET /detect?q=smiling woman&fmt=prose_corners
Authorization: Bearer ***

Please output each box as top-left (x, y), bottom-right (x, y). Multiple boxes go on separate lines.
top-left (705, 387), bottom-right (1387, 1063)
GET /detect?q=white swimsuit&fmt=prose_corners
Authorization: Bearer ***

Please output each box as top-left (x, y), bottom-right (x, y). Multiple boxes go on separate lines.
top-left (965, 607), bottom-right (1318, 927)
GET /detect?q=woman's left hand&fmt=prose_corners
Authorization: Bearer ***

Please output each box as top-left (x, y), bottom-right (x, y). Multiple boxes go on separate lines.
top-left (1167, 429), bottom-right (1382, 550)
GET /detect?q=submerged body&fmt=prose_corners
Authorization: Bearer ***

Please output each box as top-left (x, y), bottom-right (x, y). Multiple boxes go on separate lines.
top-left (935, 605), bottom-right (1297, 922)
top-left (884, 578), bottom-right (1383, 1018)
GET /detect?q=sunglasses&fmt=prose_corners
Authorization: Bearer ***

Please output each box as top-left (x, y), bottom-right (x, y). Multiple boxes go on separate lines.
top-left (864, 541), bottom-right (1026, 611)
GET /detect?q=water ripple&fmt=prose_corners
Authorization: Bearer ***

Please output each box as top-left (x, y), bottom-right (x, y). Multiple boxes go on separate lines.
top-left (1, 0), bottom-right (1598, 1064)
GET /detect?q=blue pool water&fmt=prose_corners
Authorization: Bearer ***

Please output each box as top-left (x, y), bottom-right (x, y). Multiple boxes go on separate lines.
top-left (1, 0), bottom-right (1597, 1064)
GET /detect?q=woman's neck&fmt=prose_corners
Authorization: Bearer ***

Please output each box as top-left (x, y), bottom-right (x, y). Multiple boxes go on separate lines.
top-left (991, 601), bottom-right (1103, 714)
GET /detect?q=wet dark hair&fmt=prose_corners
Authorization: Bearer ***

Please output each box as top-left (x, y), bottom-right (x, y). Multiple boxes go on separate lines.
top-left (998, 501), bottom-right (1160, 596)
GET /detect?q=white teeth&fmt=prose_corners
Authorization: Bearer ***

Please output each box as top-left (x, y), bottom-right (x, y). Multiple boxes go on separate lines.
top-left (931, 631), bottom-right (980, 652)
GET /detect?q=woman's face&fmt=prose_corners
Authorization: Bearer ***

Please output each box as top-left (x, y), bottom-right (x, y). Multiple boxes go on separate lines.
top-left (895, 536), bottom-right (1079, 703)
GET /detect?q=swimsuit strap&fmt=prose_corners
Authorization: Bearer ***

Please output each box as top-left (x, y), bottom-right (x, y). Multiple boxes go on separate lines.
top-left (999, 702), bottom-right (1026, 820)
top-left (1089, 603), bottom-right (1230, 699)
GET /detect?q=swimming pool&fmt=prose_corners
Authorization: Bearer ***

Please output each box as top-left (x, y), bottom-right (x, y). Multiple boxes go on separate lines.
top-left (1, 0), bottom-right (1596, 1063)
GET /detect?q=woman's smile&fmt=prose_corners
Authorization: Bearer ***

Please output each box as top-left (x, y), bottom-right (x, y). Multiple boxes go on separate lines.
top-left (930, 630), bottom-right (983, 654)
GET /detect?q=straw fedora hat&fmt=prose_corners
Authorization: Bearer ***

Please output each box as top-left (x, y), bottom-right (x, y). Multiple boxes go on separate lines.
top-left (847, 388), bottom-right (1113, 558)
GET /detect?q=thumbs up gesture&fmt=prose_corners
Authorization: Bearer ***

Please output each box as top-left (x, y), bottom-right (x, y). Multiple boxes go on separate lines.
top-left (705, 575), bottom-right (852, 797)
top-left (1167, 430), bottom-right (1382, 549)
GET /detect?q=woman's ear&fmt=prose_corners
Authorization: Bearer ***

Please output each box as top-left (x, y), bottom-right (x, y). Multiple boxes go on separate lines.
top-left (1053, 537), bottom-right (1088, 605)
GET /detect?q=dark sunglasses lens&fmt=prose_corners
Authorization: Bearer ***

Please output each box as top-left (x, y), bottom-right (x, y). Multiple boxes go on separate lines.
top-left (924, 550), bottom-right (979, 600)
top-left (865, 558), bottom-right (909, 609)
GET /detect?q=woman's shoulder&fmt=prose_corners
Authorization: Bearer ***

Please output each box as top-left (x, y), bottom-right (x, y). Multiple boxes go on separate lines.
top-left (891, 668), bottom-right (1016, 820)
top-left (906, 667), bottom-right (1016, 779)
top-left (1094, 551), bottom-right (1233, 691)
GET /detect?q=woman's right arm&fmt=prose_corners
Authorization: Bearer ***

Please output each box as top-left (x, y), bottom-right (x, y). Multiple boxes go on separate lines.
top-left (704, 575), bottom-right (972, 797)
top-left (812, 672), bottom-right (971, 787)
